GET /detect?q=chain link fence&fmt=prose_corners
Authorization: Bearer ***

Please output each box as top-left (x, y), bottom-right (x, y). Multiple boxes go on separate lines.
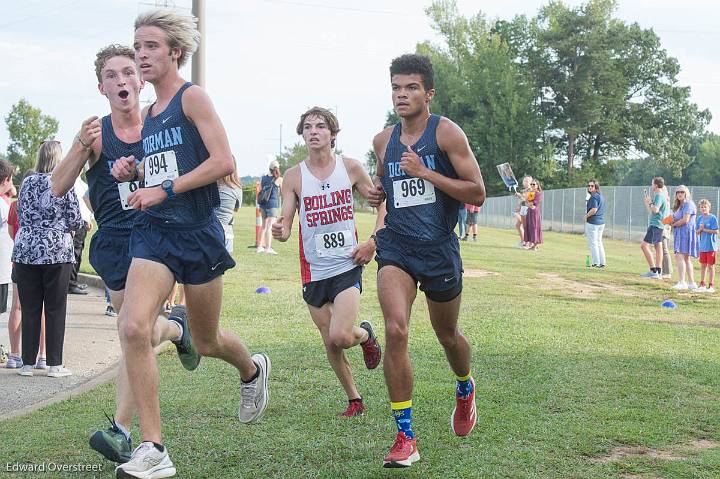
top-left (480, 186), bottom-right (720, 242)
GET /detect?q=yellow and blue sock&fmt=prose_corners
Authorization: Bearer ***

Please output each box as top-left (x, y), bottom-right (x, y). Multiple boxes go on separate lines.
top-left (456, 372), bottom-right (473, 399)
top-left (391, 400), bottom-right (414, 439)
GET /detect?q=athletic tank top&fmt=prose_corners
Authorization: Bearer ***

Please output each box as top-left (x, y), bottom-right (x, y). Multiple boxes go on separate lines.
top-left (380, 114), bottom-right (460, 241)
top-left (141, 82), bottom-right (219, 224)
top-left (298, 156), bottom-right (358, 283)
top-left (86, 115), bottom-right (141, 230)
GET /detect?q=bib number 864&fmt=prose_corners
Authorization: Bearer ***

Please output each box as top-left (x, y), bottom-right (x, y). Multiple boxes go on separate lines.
top-left (400, 178), bottom-right (426, 197)
top-left (323, 232), bottom-right (345, 248)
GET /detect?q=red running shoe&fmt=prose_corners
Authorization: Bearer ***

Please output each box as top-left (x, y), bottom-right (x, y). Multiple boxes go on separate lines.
top-left (451, 377), bottom-right (477, 437)
top-left (359, 320), bottom-right (381, 369)
top-left (383, 432), bottom-right (419, 468)
top-left (340, 400), bottom-right (365, 417)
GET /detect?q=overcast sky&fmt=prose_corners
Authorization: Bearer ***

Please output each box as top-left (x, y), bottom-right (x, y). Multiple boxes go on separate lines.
top-left (1, 0), bottom-right (718, 176)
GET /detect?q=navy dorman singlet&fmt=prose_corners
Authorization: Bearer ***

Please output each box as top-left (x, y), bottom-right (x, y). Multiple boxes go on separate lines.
top-left (380, 114), bottom-right (460, 241)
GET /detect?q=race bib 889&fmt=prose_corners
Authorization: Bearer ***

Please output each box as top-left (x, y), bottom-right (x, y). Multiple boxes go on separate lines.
top-left (314, 229), bottom-right (353, 258)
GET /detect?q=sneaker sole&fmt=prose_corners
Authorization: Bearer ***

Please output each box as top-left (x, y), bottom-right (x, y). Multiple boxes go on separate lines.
top-left (89, 431), bottom-right (131, 464)
top-left (47, 372), bottom-right (72, 378)
top-left (383, 451), bottom-right (420, 468)
top-left (240, 353), bottom-right (271, 424)
top-left (18, 370), bottom-right (33, 377)
top-left (115, 465), bottom-right (176, 479)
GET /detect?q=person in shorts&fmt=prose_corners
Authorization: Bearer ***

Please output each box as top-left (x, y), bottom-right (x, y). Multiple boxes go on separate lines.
top-left (272, 107), bottom-right (384, 417)
top-left (368, 54), bottom-right (486, 468)
top-left (640, 177), bottom-right (669, 279)
top-left (110, 11), bottom-right (269, 478)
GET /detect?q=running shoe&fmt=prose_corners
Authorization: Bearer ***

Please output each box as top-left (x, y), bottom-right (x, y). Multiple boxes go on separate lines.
top-left (451, 377), bottom-right (477, 437)
top-left (238, 353), bottom-right (270, 423)
top-left (18, 365), bottom-right (33, 376)
top-left (34, 357), bottom-right (47, 369)
top-left (359, 321), bottom-right (381, 370)
top-left (106, 305), bottom-right (118, 317)
top-left (383, 432), bottom-right (419, 468)
top-left (115, 441), bottom-right (175, 479)
top-left (340, 400), bottom-right (365, 417)
top-left (48, 365), bottom-right (72, 378)
top-left (168, 306), bottom-right (201, 371)
top-left (90, 414), bottom-right (132, 463)
top-left (641, 271), bottom-right (661, 279)
top-left (5, 355), bottom-right (23, 369)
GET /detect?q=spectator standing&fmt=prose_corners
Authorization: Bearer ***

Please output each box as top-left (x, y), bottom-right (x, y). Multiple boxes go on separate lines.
top-left (256, 160), bottom-right (282, 254)
top-left (13, 141), bottom-right (83, 377)
top-left (457, 203), bottom-right (467, 240)
top-left (584, 179), bottom-right (606, 268)
top-left (695, 199), bottom-right (718, 292)
top-left (524, 179), bottom-right (543, 251)
top-left (0, 160), bottom-right (16, 313)
top-left (464, 203), bottom-right (480, 242)
top-left (670, 185), bottom-right (698, 290)
top-left (4, 172), bottom-right (47, 369)
top-left (215, 159), bottom-right (243, 254)
top-left (640, 177), bottom-right (669, 279)
top-left (68, 176), bottom-right (93, 295)
top-left (513, 176), bottom-right (532, 248)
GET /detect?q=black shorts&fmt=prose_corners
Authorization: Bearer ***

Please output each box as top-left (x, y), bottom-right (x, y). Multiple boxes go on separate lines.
top-left (89, 227), bottom-right (132, 291)
top-left (643, 226), bottom-right (663, 245)
top-left (375, 228), bottom-right (463, 303)
top-left (302, 265), bottom-right (362, 308)
top-left (129, 214), bottom-right (236, 285)
top-left (0, 283), bottom-right (8, 314)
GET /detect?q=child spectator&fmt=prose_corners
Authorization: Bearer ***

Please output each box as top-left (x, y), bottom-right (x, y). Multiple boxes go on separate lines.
top-left (695, 199), bottom-right (717, 292)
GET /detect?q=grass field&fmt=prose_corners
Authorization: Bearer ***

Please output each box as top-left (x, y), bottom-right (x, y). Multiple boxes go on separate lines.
top-left (8, 207), bottom-right (720, 478)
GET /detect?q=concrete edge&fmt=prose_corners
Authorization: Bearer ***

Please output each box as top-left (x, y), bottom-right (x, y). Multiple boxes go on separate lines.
top-left (0, 362), bottom-right (120, 422)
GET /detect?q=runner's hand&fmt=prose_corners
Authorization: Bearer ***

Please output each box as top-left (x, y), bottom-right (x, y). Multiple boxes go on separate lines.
top-left (400, 145), bottom-right (426, 178)
top-left (127, 186), bottom-right (167, 210)
top-left (112, 155), bottom-right (137, 182)
top-left (77, 116), bottom-right (101, 149)
top-left (367, 185), bottom-right (385, 208)
top-left (351, 239), bottom-right (376, 265)
top-left (272, 216), bottom-right (287, 241)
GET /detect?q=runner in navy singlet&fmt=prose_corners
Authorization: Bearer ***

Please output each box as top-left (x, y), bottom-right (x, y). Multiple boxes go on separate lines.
top-left (368, 54), bottom-right (486, 468)
top-left (50, 44), bottom-right (200, 465)
top-left (272, 107), bottom-right (385, 418)
top-left (110, 11), bottom-right (269, 479)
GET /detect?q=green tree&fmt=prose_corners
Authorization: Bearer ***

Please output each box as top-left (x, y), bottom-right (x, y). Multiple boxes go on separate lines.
top-left (420, 0), bottom-right (545, 196)
top-left (274, 142), bottom-right (308, 174)
top-left (509, 0), bottom-right (709, 180)
top-left (5, 98), bottom-right (59, 175)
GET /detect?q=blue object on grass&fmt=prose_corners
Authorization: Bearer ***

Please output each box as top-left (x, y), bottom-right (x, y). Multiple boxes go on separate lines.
top-left (661, 300), bottom-right (677, 309)
top-left (255, 286), bottom-right (271, 294)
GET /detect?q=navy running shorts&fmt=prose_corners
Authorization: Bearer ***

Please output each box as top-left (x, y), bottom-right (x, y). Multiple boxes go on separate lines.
top-left (303, 265), bottom-right (362, 308)
top-left (89, 227), bottom-right (132, 291)
top-left (129, 214), bottom-right (236, 285)
top-left (375, 228), bottom-right (463, 302)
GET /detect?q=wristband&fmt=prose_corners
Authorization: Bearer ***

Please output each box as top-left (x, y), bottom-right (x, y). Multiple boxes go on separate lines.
top-left (76, 135), bottom-right (92, 150)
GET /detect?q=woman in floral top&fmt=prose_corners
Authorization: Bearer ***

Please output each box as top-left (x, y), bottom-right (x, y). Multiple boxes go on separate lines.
top-left (12, 141), bottom-right (83, 377)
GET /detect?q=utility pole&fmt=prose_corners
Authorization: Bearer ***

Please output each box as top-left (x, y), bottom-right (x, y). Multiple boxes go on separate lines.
top-left (191, 0), bottom-right (205, 87)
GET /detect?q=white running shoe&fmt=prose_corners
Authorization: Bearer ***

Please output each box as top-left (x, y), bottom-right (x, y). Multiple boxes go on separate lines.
top-left (693, 285), bottom-right (707, 293)
top-left (265, 248), bottom-right (278, 255)
top-left (238, 353), bottom-right (270, 423)
top-left (256, 246), bottom-right (266, 253)
top-left (687, 283), bottom-right (698, 291)
top-left (47, 365), bottom-right (73, 378)
top-left (115, 441), bottom-right (176, 479)
top-left (671, 282), bottom-right (688, 290)
top-left (706, 286), bottom-right (715, 293)
top-left (18, 365), bottom-right (33, 377)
